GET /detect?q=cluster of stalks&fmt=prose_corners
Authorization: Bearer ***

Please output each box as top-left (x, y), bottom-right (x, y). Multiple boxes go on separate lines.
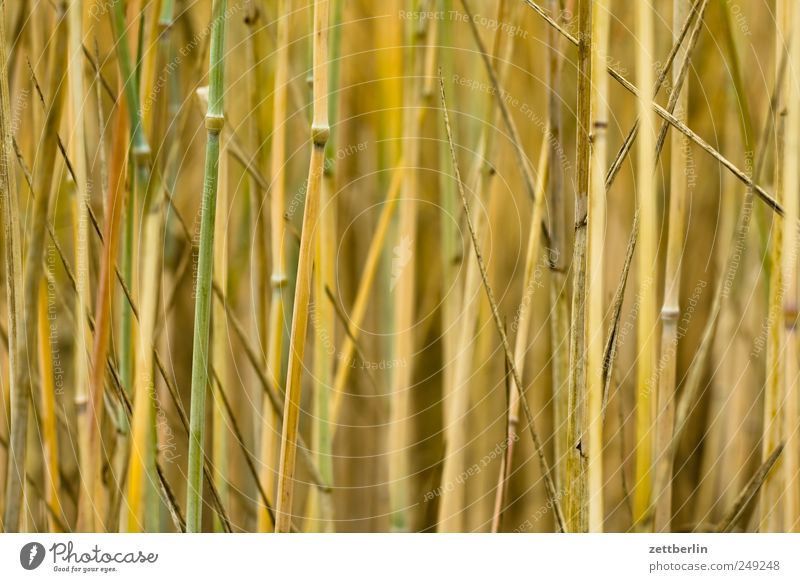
top-left (0, 0), bottom-right (797, 533)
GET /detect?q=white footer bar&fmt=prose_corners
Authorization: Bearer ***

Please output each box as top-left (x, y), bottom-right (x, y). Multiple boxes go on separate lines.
top-left (1, 533), bottom-right (797, 581)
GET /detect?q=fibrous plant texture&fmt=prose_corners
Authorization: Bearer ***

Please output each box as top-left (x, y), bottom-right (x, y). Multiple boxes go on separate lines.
top-left (0, 0), bottom-right (796, 533)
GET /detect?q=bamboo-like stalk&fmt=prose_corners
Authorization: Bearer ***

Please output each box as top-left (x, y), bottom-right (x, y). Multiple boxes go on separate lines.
top-left (522, 0), bottom-right (779, 216)
top-left (585, 0), bottom-right (610, 534)
top-left (390, 1), bottom-right (429, 533)
top-left (440, 72), bottom-right (565, 532)
top-left (185, 0), bottom-right (229, 533)
top-left (242, 0), bottom-right (271, 501)
top-left (37, 267), bottom-right (63, 531)
top-left (781, 0), bottom-right (800, 533)
top-left (565, 0), bottom-right (592, 534)
top-left (87, 100), bottom-right (128, 532)
top-left (547, 0), bottom-right (570, 500)
top-left (652, 0), bottom-right (690, 533)
top-left (437, 0), bottom-right (460, 452)
top-left (211, 129), bottom-right (229, 532)
top-left (3, 0), bottom-right (69, 532)
top-left (761, 0), bottom-right (788, 532)
top-left (439, 0), bottom-right (511, 533)
top-left (69, 0), bottom-right (94, 532)
top-left (257, 0), bottom-right (290, 533)
top-left (0, 0), bottom-right (24, 533)
top-left (307, 0), bottom-right (342, 533)
top-left (125, 189), bottom-right (167, 532)
top-left (105, 0), bottom-right (154, 532)
top-left (633, 0), bottom-right (658, 531)
top-left (273, 0), bottom-right (329, 533)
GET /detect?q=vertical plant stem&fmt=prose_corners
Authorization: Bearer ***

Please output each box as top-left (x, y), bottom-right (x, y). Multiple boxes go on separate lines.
top-left (185, 0), bottom-right (228, 533)
top-left (69, 0), bottom-right (94, 531)
top-left (88, 101), bottom-right (128, 532)
top-left (107, 0), bottom-right (156, 532)
top-left (492, 142), bottom-right (549, 532)
top-left (547, 0), bottom-right (570, 499)
top-left (37, 280), bottom-right (63, 531)
top-left (274, 0), bottom-right (328, 534)
top-left (257, 0), bottom-right (289, 533)
top-left (308, 0), bottom-right (342, 532)
top-left (633, 0), bottom-right (658, 532)
top-left (652, 0), bottom-right (690, 533)
top-left (440, 71), bottom-right (565, 532)
top-left (0, 0), bottom-right (24, 533)
top-left (211, 130), bottom-right (229, 532)
top-left (565, 0), bottom-right (592, 534)
top-left (762, 0), bottom-right (788, 532)
top-left (586, 0), bottom-right (610, 534)
top-left (781, 0), bottom-right (800, 532)
top-left (4, 0), bottom-right (68, 532)
top-left (390, 1), bottom-right (427, 533)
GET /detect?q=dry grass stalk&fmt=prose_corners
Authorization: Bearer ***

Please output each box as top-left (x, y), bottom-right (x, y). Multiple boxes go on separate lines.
top-left (633, 0), bottom-right (658, 531)
top-left (440, 70), bottom-right (566, 533)
top-left (4, 0), bottom-right (68, 531)
top-left (781, 0), bottom-right (800, 532)
top-left (274, 0), bottom-right (329, 533)
top-left (257, 0), bottom-right (291, 533)
top-left (586, 0), bottom-right (611, 533)
top-left (652, 0), bottom-right (691, 533)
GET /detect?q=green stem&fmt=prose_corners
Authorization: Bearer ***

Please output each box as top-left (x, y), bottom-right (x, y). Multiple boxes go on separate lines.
top-left (186, 0), bottom-right (228, 533)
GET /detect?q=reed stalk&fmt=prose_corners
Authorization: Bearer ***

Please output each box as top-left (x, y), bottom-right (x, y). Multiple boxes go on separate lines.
top-left (437, 0), bottom-right (460, 449)
top-left (105, 0), bottom-right (154, 532)
top-left (257, 0), bottom-right (290, 533)
top-left (761, 0), bottom-right (789, 532)
top-left (185, 0), bottom-right (229, 533)
top-left (37, 281), bottom-right (63, 531)
top-left (0, 0), bottom-right (24, 533)
top-left (308, 0), bottom-right (343, 532)
top-left (211, 128), bottom-right (229, 532)
top-left (273, 0), bottom-right (328, 533)
top-left (633, 0), bottom-right (658, 531)
top-left (565, 0), bottom-right (591, 533)
top-left (3, 0), bottom-right (68, 532)
top-left (491, 141), bottom-right (549, 531)
top-left (126, 172), bottom-right (165, 532)
top-left (440, 72), bottom-right (565, 532)
top-left (439, 0), bottom-right (511, 533)
top-left (585, 0), bottom-right (611, 533)
top-left (547, 0), bottom-right (570, 499)
top-left (652, 0), bottom-right (690, 533)
top-left (87, 100), bottom-right (128, 532)
top-left (390, 2), bottom-right (429, 533)
top-left (68, 0), bottom-right (94, 532)
top-left (781, 0), bottom-right (800, 532)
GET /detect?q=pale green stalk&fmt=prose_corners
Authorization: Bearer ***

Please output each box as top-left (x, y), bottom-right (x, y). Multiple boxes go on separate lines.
top-left (185, 0), bottom-right (228, 533)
